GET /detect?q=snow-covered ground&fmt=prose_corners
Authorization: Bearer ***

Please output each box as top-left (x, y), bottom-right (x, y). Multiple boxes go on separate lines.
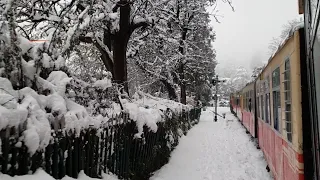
top-left (1, 107), bottom-right (272, 180)
top-left (0, 170), bottom-right (118, 180)
top-left (150, 107), bottom-right (273, 180)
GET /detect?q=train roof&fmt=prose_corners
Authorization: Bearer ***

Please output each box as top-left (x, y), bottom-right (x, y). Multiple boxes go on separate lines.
top-left (234, 22), bottom-right (304, 94)
top-left (229, 21), bottom-right (304, 95)
top-left (255, 22), bottom-right (304, 80)
top-left (257, 22), bottom-right (304, 78)
top-left (267, 22), bottom-right (304, 63)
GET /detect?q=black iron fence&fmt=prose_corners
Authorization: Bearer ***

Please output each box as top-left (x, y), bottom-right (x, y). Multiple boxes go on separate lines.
top-left (0, 108), bottom-right (201, 180)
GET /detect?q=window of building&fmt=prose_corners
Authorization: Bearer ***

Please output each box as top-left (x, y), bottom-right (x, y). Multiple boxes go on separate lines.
top-left (272, 67), bottom-right (281, 131)
top-left (284, 59), bottom-right (292, 142)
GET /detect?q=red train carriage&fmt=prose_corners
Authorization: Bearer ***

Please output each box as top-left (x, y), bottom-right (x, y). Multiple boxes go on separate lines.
top-left (254, 27), bottom-right (313, 180)
top-left (236, 92), bottom-right (243, 121)
top-left (230, 93), bottom-right (235, 114)
top-left (241, 82), bottom-right (256, 137)
top-left (229, 25), bottom-right (314, 179)
top-left (230, 92), bottom-right (241, 118)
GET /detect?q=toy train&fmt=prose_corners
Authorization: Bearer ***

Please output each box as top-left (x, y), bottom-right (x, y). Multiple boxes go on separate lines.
top-left (230, 25), bottom-right (315, 180)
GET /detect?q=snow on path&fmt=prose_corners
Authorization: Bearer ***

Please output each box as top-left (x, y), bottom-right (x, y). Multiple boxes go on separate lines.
top-left (150, 107), bottom-right (273, 180)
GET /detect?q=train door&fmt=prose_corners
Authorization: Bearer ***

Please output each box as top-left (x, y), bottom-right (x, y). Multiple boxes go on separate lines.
top-left (302, 20), bottom-right (318, 179)
top-left (311, 33), bottom-right (320, 180)
top-left (254, 81), bottom-right (259, 139)
top-left (252, 85), bottom-right (258, 139)
top-left (240, 94), bottom-right (244, 122)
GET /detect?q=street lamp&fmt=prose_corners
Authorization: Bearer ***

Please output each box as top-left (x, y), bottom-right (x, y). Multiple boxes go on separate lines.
top-left (211, 75), bottom-right (226, 122)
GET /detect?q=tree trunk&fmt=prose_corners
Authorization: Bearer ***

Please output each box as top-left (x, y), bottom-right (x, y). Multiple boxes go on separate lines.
top-left (179, 63), bottom-right (186, 104)
top-left (113, 0), bottom-right (130, 93)
top-left (179, 28), bottom-right (188, 105)
top-left (99, 30), bottom-right (114, 73)
top-left (160, 79), bottom-right (178, 101)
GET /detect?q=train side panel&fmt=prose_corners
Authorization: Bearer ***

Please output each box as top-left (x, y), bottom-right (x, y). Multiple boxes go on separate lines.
top-left (241, 83), bottom-right (256, 137)
top-left (236, 93), bottom-right (243, 120)
top-left (257, 30), bottom-right (305, 180)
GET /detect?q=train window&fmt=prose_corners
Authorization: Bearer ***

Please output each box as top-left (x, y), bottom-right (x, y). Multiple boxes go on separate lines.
top-left (247, 91), bottom-right (248, 110)
top-left (244, 92), bottom-right (246, 110)
top-left (265, 93), bottom-right (270, 124)
top-left (251, 90), bottom-right (254, 112)
top-left (248, 92), bottom-right (250, 110)
top-left (264, 77), bottom-right (270, 124)
top-left (272, 67), bottom-right (281, 131)
top-left (261, 95), bottom-right (264, 120)
top-left (248, 91), bottom-right (250, 111)
top-left (272, 67), bottom-right (280, 88)
top-left (249, 98), bottom-right (252, 112)
top-left (257, 97), bottom-right (260, 117)
top-left (273, 91), bottom-right (281, 131)
top-left (309, 0), bottom-right (319, 30)
top-left (284, 59), bottom-right (292, 142)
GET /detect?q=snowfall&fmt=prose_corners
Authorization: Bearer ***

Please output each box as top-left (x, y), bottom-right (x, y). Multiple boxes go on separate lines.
top-left (1, 107), bottom-right (273, 180)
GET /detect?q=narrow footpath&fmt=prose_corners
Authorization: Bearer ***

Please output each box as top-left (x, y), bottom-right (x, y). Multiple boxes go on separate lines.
top-left (150, 107), bottom-right (273, 180)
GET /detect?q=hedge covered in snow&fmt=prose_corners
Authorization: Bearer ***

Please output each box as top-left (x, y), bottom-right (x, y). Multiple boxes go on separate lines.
top-left (0, 70), bottom-right (201, 179)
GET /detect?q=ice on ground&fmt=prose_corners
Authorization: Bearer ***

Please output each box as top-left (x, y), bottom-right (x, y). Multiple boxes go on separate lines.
top-left (150, 107), bottom-right (273, 180)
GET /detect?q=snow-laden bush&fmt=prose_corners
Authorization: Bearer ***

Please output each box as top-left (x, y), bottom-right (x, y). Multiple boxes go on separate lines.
top-left (0, 70), bottom-right (195, 154)
top-left (0, 74), bottom-right (201, 179)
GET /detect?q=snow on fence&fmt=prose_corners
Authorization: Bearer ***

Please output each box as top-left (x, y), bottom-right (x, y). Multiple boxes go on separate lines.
top-left (0, 108), bottom-right (201, 180)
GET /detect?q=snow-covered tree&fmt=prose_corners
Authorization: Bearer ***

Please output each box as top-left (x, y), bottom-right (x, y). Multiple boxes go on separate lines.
top-left (251, 66), bottom-right (264, 79)
top-left (129, 0), bottom-right (219, 104)
top-left (268, 18), bottom-right (303, 55)
top-left (8, 0), bottom-right (167, 93)
top-left (216, 66), bottom-right (251, 96)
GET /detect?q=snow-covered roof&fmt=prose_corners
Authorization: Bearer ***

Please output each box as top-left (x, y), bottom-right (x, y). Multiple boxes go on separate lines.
top-left (267, 21), bottom-right (304, 63)
top-left (250, 21), bottom-right (305, 88)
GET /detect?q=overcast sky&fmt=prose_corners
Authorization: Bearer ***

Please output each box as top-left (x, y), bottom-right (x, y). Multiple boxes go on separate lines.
top-left (209, 0), bottom-right (301, 76)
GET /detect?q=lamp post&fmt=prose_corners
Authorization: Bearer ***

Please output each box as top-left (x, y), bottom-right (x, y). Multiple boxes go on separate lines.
top-left (212, 75), bottom-right (226, 122)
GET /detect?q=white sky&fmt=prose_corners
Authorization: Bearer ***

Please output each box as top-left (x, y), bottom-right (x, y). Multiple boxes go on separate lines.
top-left (209, 0), bottom-right (300, 75)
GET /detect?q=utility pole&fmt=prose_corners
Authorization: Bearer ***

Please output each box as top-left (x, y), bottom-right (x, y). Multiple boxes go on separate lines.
top-left (211, 75), bottom-right (226, 122)
top-left (214, 75), bottom-right (218, 122)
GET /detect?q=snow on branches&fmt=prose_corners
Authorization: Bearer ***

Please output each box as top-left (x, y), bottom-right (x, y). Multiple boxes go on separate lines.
top-left (128, 0), bottom-right (216, 104)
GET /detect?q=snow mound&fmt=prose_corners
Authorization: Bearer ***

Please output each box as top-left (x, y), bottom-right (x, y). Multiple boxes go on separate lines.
top-left (0, 71), bottom-right (110, 154)
top-left (122, 91), bottom-right (192, 138)
top-left (93, 77), bottom-right (112, 90)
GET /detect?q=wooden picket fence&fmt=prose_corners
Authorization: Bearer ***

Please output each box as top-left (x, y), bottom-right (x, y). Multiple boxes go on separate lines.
top-left (0, 108), bottom-right (201, 180)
